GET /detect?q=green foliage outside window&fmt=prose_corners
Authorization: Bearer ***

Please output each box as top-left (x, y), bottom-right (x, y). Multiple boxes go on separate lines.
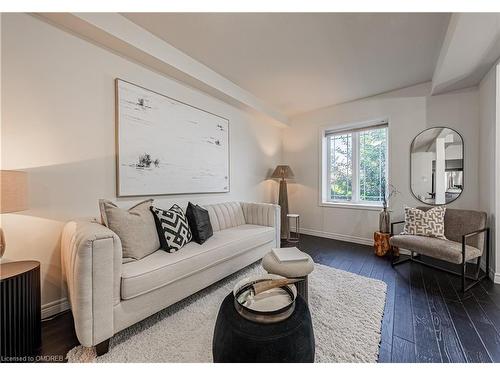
top-left (359, 128), bottom-right (387, 202)
top-left (330, 133), bottom-right (352, 200)
top-left (329, 127), bottom-right (387, 203)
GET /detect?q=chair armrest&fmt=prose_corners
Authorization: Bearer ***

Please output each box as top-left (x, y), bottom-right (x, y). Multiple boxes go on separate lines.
top-left (390, 221), bottom-right (405, 236)
top-left (462, 227), bottom-right (490, 262)
top-left (240, 202), bottom-right (281, 248)
top-left (462, 227), bottom-right (489, 240)
top-left (61, 220), bottom-right (122, 347)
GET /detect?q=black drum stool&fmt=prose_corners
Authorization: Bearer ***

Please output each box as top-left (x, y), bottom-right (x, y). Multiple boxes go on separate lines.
top-left (212, 292), bottom-right (315, 363)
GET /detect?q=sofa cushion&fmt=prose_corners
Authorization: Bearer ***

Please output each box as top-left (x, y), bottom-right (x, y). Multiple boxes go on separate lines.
top-left (120, 224), bottom-right (274, 300)
top-left (202, 202), bottom-right (245, 232)
top-left (390, 235), bottom-right (482, 264)
top-left (98, 199), bottom-right (160, 260)
top-left (417, 207), bottom-right (487, 250)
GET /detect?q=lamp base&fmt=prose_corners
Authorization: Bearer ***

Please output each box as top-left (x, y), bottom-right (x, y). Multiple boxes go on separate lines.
top-left (278, 179), bottom-right (289, 239)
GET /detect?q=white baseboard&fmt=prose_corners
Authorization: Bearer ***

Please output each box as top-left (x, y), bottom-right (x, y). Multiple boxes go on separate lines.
top-left (41, 297), bottom-right (70, 319)
top-left (491, 270), bottom-right (500, 284)
top-left (300, 228), bottom-right (373, 246)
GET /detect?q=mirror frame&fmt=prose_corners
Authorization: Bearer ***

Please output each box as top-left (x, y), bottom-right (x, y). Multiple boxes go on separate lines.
top-left (409, 126), bottom-right (464, 206)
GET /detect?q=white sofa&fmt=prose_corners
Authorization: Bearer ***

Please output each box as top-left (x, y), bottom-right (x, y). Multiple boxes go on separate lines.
top-left (60, 202), bottom-right (280, 353)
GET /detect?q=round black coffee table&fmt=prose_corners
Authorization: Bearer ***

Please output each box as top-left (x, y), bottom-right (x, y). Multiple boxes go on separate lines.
top-left (212, 292), bottom-right (315, 362)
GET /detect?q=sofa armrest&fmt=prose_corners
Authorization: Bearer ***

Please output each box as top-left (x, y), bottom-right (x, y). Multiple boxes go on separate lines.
top-left (61, 220), bottom-right (122, 347)
top-left (240, 202), bottom-right (281, 248)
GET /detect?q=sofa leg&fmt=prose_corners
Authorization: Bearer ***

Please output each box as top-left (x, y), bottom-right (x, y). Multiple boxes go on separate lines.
top-left (95, 339), bottom-right (110, 356)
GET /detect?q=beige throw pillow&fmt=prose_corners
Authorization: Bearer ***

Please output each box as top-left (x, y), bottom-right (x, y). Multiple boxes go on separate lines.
top-left (99, 199), bottom-right (160, 260)
top-left (402, 206), bottom-right (447, 239)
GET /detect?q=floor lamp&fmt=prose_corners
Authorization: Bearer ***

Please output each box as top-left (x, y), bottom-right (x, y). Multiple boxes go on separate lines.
top-left (271, 165), bottom-right (294, 240)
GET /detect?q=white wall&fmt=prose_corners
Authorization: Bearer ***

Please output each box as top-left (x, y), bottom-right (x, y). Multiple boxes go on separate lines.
top-left (1, 14), bottom-right (283, 315)
top-left (283, 82), bottom-right (479, 245)
top-left (479, 63), bottom-right (500, 282)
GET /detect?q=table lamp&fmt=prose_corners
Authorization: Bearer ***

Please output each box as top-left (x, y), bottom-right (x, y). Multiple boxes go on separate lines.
top-left (0, 170), bottom-right (28, 258)
top-left (271, 165), bottom-right (294, 239)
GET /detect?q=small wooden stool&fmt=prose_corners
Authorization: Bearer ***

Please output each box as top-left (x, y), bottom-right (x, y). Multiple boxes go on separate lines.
top-left (374, 231), bottom-right (399, 257)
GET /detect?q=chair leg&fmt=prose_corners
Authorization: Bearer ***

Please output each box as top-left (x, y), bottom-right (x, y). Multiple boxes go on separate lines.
top-left (462, 266), bottom-right (466, 293)
top-left (474, 257), bottom-right (482, 281)
top-left (461, 240), bottom-right (466, 293)
top-left (486, 228), bottom-right (490, 280)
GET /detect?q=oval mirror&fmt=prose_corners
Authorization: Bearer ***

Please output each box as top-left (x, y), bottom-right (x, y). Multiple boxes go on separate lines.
top-left (410, 127), bottom-right (464, 205)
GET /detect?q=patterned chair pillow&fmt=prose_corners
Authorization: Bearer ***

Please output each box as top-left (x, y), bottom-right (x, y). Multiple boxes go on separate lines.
top-left (151, 204), bottom-right (193, 252)
top-left (402, 206), bottom-right (447, 239)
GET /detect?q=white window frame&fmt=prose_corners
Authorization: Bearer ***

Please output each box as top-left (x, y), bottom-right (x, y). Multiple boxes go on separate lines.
top-left (319, 118), bottom-right (389, 211)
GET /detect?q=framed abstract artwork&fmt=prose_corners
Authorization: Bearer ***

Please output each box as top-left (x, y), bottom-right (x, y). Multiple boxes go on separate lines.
top-left (115, 79), bottom-right (230, 196)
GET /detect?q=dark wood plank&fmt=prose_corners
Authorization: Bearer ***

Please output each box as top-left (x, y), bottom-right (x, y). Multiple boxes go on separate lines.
top-left (444, 299), bottom-right (492, 362)
top-left (380, 261), bottom-right (396, 360)
top-left (461, 294), bottom-right (500, 362)
top-left (378, 342), bottom-right (392, 363)
top-left (310, 252), bottom-right (330, 266)
top-left (409, 264), bottom-right (442, 362)
top-left (434, 272), bottom-right (492, 362)
top-left (369, 257), bottom-right (386, 281)
top-left (39, 311), bottom-right (79, 362)
top-left (393, 262), bottom-right (414, 343)
top-left (391, 335), bottom-right (416, 363)
top-left (480, 279), bottom-right (500, 306)
top-left (420, 266), bottom-right (466, 363)
top-left (358, 254), bottom-right (376, 277)
top-left (332, 257), bottom-right (352, 272)
top-left (470, 284), bottom-right (500, 335)
top-left (347, 251), bottom-right (369, 274)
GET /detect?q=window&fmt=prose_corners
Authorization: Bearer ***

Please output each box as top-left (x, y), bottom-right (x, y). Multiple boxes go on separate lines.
top-left (323, 122), bottom-right (388, 207)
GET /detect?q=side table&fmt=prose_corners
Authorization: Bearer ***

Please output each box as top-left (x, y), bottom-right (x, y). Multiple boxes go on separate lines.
top-left (374, 231), bottom-right (399, 257)
top-left (0, 261), bottom-right (41, 362)
top-left (287, 214), bottom-right (300, 243)
top-left (213, 292), bottom-right (315, 362)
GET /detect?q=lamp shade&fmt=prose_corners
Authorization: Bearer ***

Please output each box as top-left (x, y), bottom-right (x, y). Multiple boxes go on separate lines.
top-left (271, 165), bottom-right (294, 179)
top-left (0, 170), bottom-right (28, 213)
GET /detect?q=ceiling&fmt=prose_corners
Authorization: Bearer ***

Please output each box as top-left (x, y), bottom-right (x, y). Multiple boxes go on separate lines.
top-left (412, 128), bottom-right (462, 152)
top-left (123, 13), bottom-right (450, 117)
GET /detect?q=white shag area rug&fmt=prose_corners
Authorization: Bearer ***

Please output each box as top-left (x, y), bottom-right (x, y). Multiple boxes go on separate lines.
top-left (67, 262), bottom-right (386, 363)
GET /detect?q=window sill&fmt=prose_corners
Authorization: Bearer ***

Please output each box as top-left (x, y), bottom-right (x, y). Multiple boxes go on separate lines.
top-left (319, 201), bottom-right (384, 211)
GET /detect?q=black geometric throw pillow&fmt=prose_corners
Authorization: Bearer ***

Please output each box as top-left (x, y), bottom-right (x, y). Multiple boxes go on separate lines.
top-left (150, 204), bottom-right (192, 252)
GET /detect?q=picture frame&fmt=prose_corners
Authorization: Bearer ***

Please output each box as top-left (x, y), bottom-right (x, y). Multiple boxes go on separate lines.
top-left (115, 79), bottom-right (230, 197)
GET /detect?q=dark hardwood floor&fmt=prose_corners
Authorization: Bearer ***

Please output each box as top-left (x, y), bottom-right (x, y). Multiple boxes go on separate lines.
top-left (296, 234), bottom-right (500, 363)
top-left (39, 233), bottom-right (500, 363)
